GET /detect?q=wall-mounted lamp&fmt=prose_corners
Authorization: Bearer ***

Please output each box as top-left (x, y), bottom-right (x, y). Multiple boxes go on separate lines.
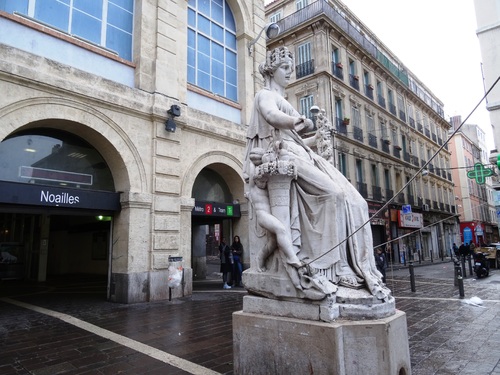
top-left (421, 169), bottom-right (429, 177)
top-left (247, 23), bottom-right (280, 56)
top-left (165, 104), bottom-right (181, 133)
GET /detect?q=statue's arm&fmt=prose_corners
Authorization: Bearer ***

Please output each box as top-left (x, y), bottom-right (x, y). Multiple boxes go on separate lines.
top-left (257, 92), bottom-right (302, 130)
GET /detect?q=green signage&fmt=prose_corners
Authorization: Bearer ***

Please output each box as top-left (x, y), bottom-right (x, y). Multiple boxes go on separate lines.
top-left (467, 163), bottom-right (494, 185)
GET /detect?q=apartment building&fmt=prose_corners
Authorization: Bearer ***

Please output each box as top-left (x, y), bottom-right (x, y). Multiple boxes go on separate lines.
top-left (0, 0), bottom-right (270, 302)
top-left (266, 0), bottom-right (458, 263)
top-left (449, 118), bottom-right (498, 244)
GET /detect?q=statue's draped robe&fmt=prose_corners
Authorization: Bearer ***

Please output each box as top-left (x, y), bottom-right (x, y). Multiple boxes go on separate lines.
top-left (244, 89), bottom-right (382, 291)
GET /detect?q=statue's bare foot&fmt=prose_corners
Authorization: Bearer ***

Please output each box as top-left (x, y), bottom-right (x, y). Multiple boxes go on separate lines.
top-left (338, 275), bottom-right (361, 288)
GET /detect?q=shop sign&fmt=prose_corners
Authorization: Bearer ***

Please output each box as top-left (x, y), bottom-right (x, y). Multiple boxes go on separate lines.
top-left (398, 211), bottom-right (423, 228)
top-left (0, 180), bottom-right (120, 211)
top-left (192, 200), bottom-right (240, 217)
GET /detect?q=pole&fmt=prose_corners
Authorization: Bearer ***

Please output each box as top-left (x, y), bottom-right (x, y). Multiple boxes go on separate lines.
top-left (409, 262), bottom-right (416, 292)
top-left (461, 256), bottom-right (467, 278)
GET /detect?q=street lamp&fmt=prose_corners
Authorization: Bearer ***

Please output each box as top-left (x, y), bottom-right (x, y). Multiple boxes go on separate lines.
top-left (247, 23), bottom-right (280, 56)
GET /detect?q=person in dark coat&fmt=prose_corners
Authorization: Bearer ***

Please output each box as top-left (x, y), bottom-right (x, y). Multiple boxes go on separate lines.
top-left (231, 235), bottom-right (244, 287)
top-left (219, 238), bottom-right (233, 289)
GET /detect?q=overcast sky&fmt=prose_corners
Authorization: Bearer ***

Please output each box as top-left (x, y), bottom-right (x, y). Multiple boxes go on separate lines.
top-left (265, 0), bottom-right (493, 150)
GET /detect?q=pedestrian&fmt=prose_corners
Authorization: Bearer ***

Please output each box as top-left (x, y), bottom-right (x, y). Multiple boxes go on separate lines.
top-left (459, 243), bottom-right (467, 258)
top-left (452, 243), bottom-right (459, 257)
top-left (219, 237), bottom-right (233, 289)
top-left (231, 235), bottom-right (244, 287)
top-left (469, 242), bottom-right (476, 257)
top-left (375, 248), bottom-right (387, 284)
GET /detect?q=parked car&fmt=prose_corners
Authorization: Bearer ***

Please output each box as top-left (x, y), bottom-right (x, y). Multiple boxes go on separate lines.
top-left (476, 243), bottom-right (500, 269)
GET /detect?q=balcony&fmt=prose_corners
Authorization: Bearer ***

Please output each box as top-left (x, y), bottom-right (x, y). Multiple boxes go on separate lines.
top-left (424, 128), bottom-right (431, 138)
top-left (382, 140), bottom-right (391, 153)
top-left (336, 117), bottom-right (348, 135)
top-left (353, 126), bottom-right (364, 142)
top-left (407, 194), bottom-right (415, 205)
top-left (409, 117), bottom-right (415, 129)
top-left (385, 189), bottom-right (394, 201)
top-left (395, 193), bottom-right (405, 204)
top-left (377, 95), bottom-right (386, 108)
top-left (357, 182), bottom-right (368, 198)
top-left (431, 133), bottom-right (437, 142)
top-left (417, 122), bottom-right (423, 133)
top-left (399, 110), bottom-right (406, 122)
top-left (368, 133), bottom-right (378, 148)
top-left (389, 103), bottom-right (397, 116)
top-left (365, 85), bottom-right (374, 100)
top-left (403, 151), bottom-right (411, 163)
top-left (433, 201), bottom-right (439, 210)
top-left (332, 62), bottom-right (344, 80)
top-left (296, 59), bottom-right (315, 79)
top-left (411, 155), bottom-right (420, 167)
top-left (393, 146), bottom-right (401, 158)
top-left (349, 74), bottom-right (360, 90)
top-left (372, 185), bottom-right (383, 201)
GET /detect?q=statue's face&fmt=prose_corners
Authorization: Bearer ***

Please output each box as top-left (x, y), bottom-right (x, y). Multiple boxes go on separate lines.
top-left (272, 60), bottom-right (293, 88)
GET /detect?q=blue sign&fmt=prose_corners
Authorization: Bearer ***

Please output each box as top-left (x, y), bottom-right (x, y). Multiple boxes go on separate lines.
top-left (463, 227), bottom-right (473, 244)
top-left (402, 205), bottom-right (412, 214)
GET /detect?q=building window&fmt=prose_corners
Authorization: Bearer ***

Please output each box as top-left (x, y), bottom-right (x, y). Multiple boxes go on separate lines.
top-left (299, 95), bottom-right (314, 120)
top-left (0, 129), bottom-right (115, 191)
top-left (269, 11), bottom-right (281, 23)
top-left (187, 0), bottom-right (238, 101)
top-left (339, 153), bottom-right (348, 177)
top-left (296, 0), bottom-right (309, 10)
top-left (296, 42), bottom-right (314, 78)
top-left (0, 0), bottom-right (134, 60)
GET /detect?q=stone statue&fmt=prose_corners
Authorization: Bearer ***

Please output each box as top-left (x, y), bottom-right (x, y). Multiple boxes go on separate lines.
top-left (243, 46), bottom-right (391, 305)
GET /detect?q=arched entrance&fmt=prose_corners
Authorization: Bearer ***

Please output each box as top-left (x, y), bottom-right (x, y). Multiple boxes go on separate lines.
top-left (191, 167), bottom-right (241, 280)
top-left (0, 128), bottom-right (120, 295)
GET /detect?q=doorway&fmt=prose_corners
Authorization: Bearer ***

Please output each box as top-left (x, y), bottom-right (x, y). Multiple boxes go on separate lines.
top-left (0, 212), bottom-right (111, 285)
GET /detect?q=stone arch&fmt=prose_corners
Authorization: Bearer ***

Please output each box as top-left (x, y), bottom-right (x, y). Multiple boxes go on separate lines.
top-left (0, 97), bottom-right (147, 193)
top-left (181, 151), bottom-right (245, 202)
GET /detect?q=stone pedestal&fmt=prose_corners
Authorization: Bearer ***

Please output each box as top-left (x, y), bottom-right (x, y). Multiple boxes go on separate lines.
top-left (233, 302), bottom-right (411, 375)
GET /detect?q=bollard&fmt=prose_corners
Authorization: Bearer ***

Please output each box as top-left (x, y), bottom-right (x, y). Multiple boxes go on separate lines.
top-left (461, 256), bottom-right (467, 278)
top-left (457, 273), bottom-right (465, 299)
top-left (454, 262), bottom-right (460, 287)
top-left (409, 262), bottom-right (416, 292)
top-left (468, 255), bottom-right (473, 276)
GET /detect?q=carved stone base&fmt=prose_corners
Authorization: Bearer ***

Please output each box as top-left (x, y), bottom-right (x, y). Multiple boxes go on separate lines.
top-left (243, 269), bottom-right (395, 320)
top-left (233, 310), bottom-right (411, 375)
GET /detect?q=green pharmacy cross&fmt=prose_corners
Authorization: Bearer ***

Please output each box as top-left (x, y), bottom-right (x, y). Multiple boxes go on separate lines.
top-left (467, 163), bottom-right (494, 184)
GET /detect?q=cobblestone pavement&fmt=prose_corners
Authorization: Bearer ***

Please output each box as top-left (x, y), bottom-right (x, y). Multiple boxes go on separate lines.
top-left (1, 260), bottom-right (500, 375)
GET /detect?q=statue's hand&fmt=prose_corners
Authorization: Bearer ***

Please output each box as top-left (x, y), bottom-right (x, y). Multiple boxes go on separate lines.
top-left (294, 116), bottom-right (314, 133)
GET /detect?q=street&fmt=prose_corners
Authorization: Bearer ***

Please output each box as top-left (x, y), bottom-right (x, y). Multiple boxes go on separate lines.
top-left (1, 259), bottom-right (500, 374)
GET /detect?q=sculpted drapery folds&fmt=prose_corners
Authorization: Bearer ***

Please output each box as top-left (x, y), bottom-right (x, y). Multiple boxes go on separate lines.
top-left (243, 46), bottom-right (390, 301)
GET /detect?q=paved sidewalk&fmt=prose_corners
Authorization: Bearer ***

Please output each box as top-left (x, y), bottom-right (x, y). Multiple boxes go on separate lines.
top-left (1, 261), bottom-right (500, 375)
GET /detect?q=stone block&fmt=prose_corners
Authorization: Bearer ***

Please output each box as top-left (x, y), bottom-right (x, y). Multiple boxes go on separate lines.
top-left (233, 310), bottom-right (411, 375)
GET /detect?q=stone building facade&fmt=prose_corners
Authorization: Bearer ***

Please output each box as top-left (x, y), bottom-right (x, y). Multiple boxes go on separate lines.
top-left (266, 0), bottom-right (458, 263)
top-left (0, 0), bottom-right (269, 302)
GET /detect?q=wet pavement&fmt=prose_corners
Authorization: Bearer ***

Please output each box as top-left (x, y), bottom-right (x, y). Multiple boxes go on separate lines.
top-left (1, 259), bottom-right (500, 375)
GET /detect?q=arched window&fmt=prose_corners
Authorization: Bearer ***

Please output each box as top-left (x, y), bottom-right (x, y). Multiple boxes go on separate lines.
top-left (0, 129), bottom-right (115, 192)
top-left (187, 0), bottom-right (237, 102)
top-left (0, 0), bottom-right (134, 60)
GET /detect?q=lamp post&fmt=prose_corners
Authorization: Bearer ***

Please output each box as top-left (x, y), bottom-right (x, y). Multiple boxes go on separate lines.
top-left (247, 23), bottom-right (280, 56)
